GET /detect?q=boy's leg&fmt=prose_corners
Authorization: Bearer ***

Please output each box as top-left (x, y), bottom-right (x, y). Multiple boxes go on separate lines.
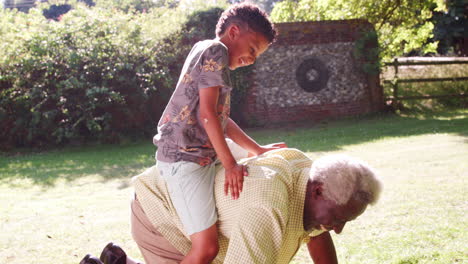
top-left (182, 224), bottom-right (219, 264)
top-left (157, 160), bottom-right (219, 263)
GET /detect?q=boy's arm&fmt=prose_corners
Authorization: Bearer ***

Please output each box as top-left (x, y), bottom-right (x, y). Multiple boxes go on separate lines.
top-left (226, 118), bottom-right (287, 156)
top-left (199, 86), bottom-right (246, 200)
top-left (225, 118), bottom-right (262, 155)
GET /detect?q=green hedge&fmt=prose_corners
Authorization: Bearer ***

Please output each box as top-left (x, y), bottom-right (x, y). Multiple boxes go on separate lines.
top-left (0, 3), bottom-right (236, 149)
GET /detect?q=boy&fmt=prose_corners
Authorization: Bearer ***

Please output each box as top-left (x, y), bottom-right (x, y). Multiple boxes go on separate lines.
top-left (153, 3), bottom-right (285, 263)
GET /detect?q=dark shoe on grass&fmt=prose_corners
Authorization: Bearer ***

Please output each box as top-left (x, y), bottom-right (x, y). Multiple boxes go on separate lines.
top-left (80, 254), bottom-right (104, 264)
top-left (99, 242), bottom-right (127, 264)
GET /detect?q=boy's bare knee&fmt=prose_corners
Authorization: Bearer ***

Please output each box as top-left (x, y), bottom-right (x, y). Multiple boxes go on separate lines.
top-left (194, 240), bottom-right (219, 260)
top-left (205, 241), bottom-right (219, 258)
top-left (188, 225), bottom-right (219, 262)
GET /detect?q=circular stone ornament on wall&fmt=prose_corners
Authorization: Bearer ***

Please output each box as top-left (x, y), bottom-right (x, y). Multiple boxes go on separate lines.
top-left (295, 57), bottom-right (330, 93)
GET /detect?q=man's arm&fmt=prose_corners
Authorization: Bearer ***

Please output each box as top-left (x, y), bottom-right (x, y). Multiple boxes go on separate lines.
top-left (307, 231), bottom-right (338, 264)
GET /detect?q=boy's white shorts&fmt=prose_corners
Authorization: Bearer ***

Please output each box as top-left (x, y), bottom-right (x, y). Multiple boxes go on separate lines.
top-left (156, 138), bottom-right (247, 235)
top-left (157, 159), bottom-right (217, 235)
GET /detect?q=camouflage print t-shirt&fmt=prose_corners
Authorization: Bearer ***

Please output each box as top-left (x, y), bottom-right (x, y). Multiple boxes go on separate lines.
top-left (153, 39), bottom-right (232, 166)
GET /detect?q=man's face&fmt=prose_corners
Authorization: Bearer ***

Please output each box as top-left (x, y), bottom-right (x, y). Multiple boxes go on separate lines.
top-left (225, 25), bottom-right (270, 70)
top-left (310, 196), bottom-right (367, 234)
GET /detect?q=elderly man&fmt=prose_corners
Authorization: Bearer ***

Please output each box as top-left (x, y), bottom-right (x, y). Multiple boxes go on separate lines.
top-left (81, 144), bottom-right (382, 264)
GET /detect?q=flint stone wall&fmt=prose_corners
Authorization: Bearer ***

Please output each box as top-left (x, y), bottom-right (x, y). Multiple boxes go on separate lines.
top-left (241, 19), bottom-right (384, 127)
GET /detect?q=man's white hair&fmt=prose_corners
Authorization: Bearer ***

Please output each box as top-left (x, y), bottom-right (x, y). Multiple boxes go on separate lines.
top-left (309, 154), bottom-right (382, 205)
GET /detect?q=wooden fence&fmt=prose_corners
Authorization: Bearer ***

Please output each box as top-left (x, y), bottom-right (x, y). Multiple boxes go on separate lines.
top-left (383, 57), bottom-right (468, 109)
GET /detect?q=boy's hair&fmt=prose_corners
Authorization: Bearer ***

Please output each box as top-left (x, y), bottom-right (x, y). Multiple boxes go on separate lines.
top-left (216, 3), bottom-right (277, 44)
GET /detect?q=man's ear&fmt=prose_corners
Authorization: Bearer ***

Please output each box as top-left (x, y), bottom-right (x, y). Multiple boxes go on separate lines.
top-left (311, 182), bottom-right (324, 199)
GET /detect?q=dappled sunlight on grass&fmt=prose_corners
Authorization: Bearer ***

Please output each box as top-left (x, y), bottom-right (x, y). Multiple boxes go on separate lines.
top-left (0, 175), bottom-right (142, 263)
top-left (1, 108), bottom-right (467, 264)
top-left (291, 130), bottom-right (467, 264)
top-left (399, 107), bottom-right (468, 120)
top-left (0, 141), bottom-right (155, 187)
top-left (249, 108), bottom-right (467, 154)
top-left (1, 109), bottom-right (466, 188)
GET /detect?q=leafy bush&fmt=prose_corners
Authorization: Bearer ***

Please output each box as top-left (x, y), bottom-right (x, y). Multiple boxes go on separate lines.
top-left (432, 0), bottom-right (467, 55)
top-left (42, 4), bottom-right (72, 21)
top-left (0, 4), bottom-right (187, 149)
top-left (94, 0), bottom-right (162, 13)
top-left (0, 2), bottom-right (242, 150)
top-left (270, 0), bottom-right (447, 63)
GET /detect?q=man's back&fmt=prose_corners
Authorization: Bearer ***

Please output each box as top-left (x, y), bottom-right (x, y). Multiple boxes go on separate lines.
top-left (133, 148), bottom-right (325, 263)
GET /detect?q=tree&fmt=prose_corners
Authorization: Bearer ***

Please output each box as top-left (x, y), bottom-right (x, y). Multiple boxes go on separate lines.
top-left (432, 0), bottom-right (468, 55)
top-left (270, 0), bottom-right (447, 62)
top-left (228, 0), bottom-right (281, 14)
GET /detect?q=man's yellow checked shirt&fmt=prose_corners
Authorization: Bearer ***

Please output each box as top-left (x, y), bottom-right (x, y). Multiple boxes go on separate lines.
top-left (133, 148), bottom-right (325, 263)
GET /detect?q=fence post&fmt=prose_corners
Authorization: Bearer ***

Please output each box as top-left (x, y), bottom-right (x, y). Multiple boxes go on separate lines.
top-left (392, 58), bottom-right (399, 110)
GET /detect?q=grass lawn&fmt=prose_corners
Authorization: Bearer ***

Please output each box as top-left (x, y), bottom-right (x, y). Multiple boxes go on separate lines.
top-left (1, 108), bottom-right (467, 264)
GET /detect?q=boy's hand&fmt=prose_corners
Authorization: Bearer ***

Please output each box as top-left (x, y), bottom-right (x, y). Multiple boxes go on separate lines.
top-left (224, 163), bottom-right (248, 200)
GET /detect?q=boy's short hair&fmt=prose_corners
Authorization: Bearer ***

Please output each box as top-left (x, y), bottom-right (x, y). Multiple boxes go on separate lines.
top-left (216, 3), bottom-right (277, 44)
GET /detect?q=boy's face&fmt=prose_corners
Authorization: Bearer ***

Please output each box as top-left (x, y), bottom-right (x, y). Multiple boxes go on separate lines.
top-left (224, 25), bottom-right (270, 70)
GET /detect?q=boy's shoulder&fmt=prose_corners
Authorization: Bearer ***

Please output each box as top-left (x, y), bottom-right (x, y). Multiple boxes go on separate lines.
top-left (193, 39), bottom-right (228, 58)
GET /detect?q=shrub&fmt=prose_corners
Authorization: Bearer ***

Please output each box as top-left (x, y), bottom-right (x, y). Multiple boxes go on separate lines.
top-left (94, 0), bottom-right (160, 13)
top-left (0, 5), bottom-right (181, 149)
top-left (42, 4), bottom-right (72, 21)
top-left (0, 2), bottom-right (251, 150)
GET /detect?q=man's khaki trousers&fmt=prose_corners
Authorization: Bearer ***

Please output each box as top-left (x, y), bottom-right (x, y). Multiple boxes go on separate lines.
top-left (131, 196), bottom-right (185, 264)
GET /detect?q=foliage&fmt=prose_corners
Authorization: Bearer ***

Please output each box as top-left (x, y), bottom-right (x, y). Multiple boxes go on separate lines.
top-left (270, 0), bottom-right (447, 63)
top-left (432, 0), bottom-right (468, 55)
top-left (42, 4), bottom-right (72, 21)
top-left (230, 0), bottom-right (280, 14)
top-left (93, 0), bottom-right (163, 13)
top-left (172, 6), bottom-right (225, 81)
top-left (353, 30), bottom-right (380, 75)
top-left (0, 3), bottom-right (191, 149)
top-left (0, 1), bottom-right (248, 149)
